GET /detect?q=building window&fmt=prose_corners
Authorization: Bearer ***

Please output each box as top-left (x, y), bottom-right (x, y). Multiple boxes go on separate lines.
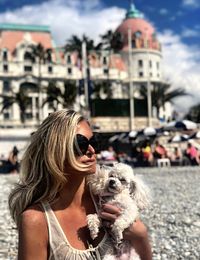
top-left (2, 49), bottom-right (8, 61)
top-left (132, 39), bottom-right (136, 48)
top-left (139, 72), bottom-right (143, 77)
top-left (35, 97), bottom-right (39, 107)
top-left (149, 72), bottom-right (152, 77)
top-left (48, 101), bottom-right (55, 109)
top-left (67, 55), bottom-right (71, 64)
top-left (103, 68), bottom-right (109, 75)
top-left (157, 62), bottom-right (160, 69)
top-left (24, 66), bottom-right (32, 72)
top-left (149, 60), bottom-right (152, 68)
top-left (157, 74), bottom-right (160, 78)
top-left (138, 60), bottom-right (143, 67)
top-left (67, 68), bottom-right (72, 74)
top-left (48, 66), bottom-right (53, 73)
top-left (103, 56), bottom-right (107, 65)
top-left (4, 112), bottom-right (10, 119)
top-left (25, 112), bottom-right (33, 119)
top-left (135, 31), bottom-right (142, 38)
top-left (3, 81), bottom-right (10, 92)
top-left (24, 52), bottom-right (34, 63)
top-left (46, 52), bottom-right (52, 63)
top-left (27, 97), bottom-right (32, 109)
top-left (3, 64), bottom-right (8, 72)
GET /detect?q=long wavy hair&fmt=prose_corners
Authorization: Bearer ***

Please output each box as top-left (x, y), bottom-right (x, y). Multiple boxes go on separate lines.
top-left (9, 109), bottom-right (89, 225)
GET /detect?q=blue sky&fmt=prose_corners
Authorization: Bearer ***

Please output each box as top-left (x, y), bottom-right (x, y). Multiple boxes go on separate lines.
top-left (0, 0), bottom-right (200, 113)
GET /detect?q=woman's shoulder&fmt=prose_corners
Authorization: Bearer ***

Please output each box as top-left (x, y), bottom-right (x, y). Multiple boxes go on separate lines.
top-left (20, 203), bottom-right (47, 231)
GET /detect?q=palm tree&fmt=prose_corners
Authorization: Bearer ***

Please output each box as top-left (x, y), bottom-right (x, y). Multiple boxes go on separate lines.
top-left (0, 88), bottom-right (30, 123)
top-left (29, 43), bottom-right (52, 122)
top-left (139, 83), bottom-right (189, 118)
top-left (92, 80), bottom-right (113, 99)
top-left (43, 80), bottom-right (77, 110)
top-left (185, 104), bottom-right (200, 122)
top-left (65, 34), bottom-right (101, 59)
top-left (100, 30), bottom-right (123, 52)
top-left (65, 35), bottom-right (102, 112)
top-left (42, 81), bottom-right (61, 111)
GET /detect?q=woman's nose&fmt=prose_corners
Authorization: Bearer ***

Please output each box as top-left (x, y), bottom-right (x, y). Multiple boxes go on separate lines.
top-left (88, 144), bottom-right (95, 154)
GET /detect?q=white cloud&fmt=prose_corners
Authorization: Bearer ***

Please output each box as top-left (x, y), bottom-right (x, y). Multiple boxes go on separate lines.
top-left (0, 0), bottom-right (200, 114)
top-left (159, 8), bottom-right (168, 15)
top-left (182, 0), bottom-right (199, 8)
top-left (181, 28), bottom-right (199, 38)
top-left (0, 0), bottom-right (125, 45)
top-left (158, 30), bottom-right (200, 113)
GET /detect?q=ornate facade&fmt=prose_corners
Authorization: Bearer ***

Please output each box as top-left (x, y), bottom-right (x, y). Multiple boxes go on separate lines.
top-left (0, 3), bottom-right (171, 155)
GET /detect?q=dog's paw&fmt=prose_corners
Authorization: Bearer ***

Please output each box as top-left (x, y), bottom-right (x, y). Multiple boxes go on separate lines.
top-left (87, 213), bottom-right (101, 240)
top-left (111, 224), bottom-right (123, 244)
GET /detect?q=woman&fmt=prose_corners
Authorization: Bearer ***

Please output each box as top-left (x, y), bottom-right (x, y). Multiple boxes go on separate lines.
top-left (9, 109), bottom-right (152, 260)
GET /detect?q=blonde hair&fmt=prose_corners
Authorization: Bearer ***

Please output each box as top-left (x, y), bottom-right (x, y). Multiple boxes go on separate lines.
top-left (9, 109), bottom-right (89, 225)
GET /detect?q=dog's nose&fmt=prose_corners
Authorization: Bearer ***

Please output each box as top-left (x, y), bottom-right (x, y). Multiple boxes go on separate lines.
top-left (109, 179), bottom-right (116, 188)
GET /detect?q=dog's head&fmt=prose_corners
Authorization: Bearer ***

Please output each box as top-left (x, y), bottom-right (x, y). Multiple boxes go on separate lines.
top-left (87, 163), bottom-right (150, 209)
top-left (105, 163), bottom-right (134, 195)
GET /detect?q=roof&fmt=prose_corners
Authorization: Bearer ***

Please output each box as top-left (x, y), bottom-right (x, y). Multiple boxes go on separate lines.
top-left (126, 3), bottom-right (144, 19)
top-left (115, 3), bottom-right (161, 51)
top-left (0, 23), bottom-right (50, 32)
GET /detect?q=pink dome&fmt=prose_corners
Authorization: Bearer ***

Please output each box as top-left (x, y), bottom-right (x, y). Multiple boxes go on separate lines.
top-left (113, 3), bottom-right (161, 51)
top-left (116, 18), bottom-right (155, 42)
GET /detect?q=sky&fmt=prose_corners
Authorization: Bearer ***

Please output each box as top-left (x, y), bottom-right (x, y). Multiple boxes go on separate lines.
top-left (0, 0), bottom-right (200, 115)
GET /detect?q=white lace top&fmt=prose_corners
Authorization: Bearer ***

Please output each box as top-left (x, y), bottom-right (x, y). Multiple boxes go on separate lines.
top-left (41, 202), bottom-right (114, 260)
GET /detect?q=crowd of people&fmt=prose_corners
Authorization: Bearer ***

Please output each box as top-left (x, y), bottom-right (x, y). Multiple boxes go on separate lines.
top-left (97, 140), bottom-right (200, 167)
top-left (1, 136), bottom-right (200, 174)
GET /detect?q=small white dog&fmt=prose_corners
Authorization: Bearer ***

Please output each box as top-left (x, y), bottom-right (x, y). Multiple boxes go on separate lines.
top-left (87, 163), bottom-right (150, 260)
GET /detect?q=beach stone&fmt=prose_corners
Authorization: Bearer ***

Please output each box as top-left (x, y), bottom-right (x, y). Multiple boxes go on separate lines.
top-left (0, 166), bottom-right (200, 259)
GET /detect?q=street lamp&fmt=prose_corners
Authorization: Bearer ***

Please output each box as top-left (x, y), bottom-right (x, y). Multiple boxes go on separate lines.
top-left (145, 30), bottom-right (152, 127)
top-left (81, 41), bottom-right (90, 119)
top-left (128, 28), bottom-right (135, 131)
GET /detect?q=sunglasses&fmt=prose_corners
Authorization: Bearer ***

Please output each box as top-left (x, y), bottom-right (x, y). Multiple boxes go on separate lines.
top-left (73, 133), bottom-right (100, 155)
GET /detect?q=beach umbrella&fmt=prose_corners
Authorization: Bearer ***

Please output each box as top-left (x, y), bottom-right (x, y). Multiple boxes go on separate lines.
top-left (189, 131), bottom-right (200, 139)
top-left (137, 127), bottom-right (158, 137)
top-left (108, 133), bottom-right (129, 143)
top-left (164, 120), bottom-right (197, 131)
top-left (129, 130), bottom-right (138, 140)
top-left (108, 134), bottom-right (120, 143)
top-left (168, 134), bottom-right (189, 143)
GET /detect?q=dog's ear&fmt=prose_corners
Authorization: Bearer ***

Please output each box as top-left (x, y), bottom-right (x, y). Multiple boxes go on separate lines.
top-left (132, 176), bottom-right (150, 210)
top-left (129, 180), bottom-right (136, 197)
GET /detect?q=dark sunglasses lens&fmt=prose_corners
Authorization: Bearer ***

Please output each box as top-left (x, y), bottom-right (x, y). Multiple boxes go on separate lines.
top-left (89, 135), bottom-right (100, 153)
top-left (74, 134), bottom-right (89, 155)
top-left (74, 133), bottom-right (101, 155)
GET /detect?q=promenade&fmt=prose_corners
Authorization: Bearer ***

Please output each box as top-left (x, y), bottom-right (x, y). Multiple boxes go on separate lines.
top-left (1, 167), bottom-right (200, 260)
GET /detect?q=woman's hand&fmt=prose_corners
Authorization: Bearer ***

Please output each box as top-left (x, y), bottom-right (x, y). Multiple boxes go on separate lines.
top-left (100, 203), bottom-right (152, 260)
top-left (99, 203), bottom-right (121, 227)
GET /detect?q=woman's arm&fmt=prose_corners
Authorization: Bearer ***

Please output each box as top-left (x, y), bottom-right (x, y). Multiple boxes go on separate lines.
top-left (123, 219), bottom-right (152, 260)
top-left (100, 204), bottom-right (152, 260)
top-left (18, 207), bottom-right (48, 260)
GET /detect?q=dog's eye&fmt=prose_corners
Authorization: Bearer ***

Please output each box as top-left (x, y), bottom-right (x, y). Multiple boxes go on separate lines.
top-left (119, 178), bottom-right (126, 183)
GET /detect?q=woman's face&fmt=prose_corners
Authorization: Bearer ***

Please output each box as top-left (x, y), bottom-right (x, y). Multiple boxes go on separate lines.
top-left (74, 120), bottom-right (97, 174)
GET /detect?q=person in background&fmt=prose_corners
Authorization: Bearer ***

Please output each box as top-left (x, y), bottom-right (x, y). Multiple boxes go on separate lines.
top-left (185, 142), bottom-right (199, 165)
top-left (142, 141), bottom-right (154, 167)
top-left (9, 109), bottom-right (152, 260)
top-left (100, 145), bottom-right (117, 161)
top-left (153, 141), bottom-right (167, 159)
top-left (8, 146), bottom-right (19, 174)
top-left (170, 146), bottom-right (183, 166)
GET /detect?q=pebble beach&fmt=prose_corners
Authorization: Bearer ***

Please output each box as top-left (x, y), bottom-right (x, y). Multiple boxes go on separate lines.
top-left (0, 166), bottom-right (200, 260)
